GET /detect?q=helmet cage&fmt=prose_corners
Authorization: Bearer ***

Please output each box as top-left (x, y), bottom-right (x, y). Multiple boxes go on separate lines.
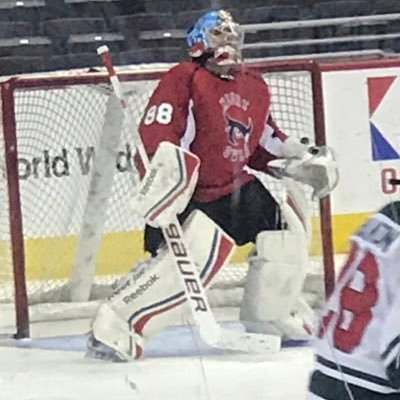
top-left (186, 10), bottom-right (244, 65)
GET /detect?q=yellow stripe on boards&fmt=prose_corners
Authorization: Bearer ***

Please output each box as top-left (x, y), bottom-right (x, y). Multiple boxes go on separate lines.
top-left (23, 230), bottom-right (250, 280)
top-left (23, 231), bottom-right (143, 280)
top-left (4, 212), bottom-right (372, 282)
top-left (331, 212), bottom-right (371, 253)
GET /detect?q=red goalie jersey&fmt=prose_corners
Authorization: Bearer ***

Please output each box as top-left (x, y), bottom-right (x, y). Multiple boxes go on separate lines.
top-left (309, 201), bottom-right (400, 399)
top-left (137, 61), bottom-right (289, 202)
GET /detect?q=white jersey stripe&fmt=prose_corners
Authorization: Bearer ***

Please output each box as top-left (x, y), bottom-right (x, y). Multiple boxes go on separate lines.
top-left (180, 99), bottom-right (196, 150)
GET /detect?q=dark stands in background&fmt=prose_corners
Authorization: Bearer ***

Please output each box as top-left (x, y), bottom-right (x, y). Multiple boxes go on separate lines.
top-left (0, 0), bottom-right (399, 76)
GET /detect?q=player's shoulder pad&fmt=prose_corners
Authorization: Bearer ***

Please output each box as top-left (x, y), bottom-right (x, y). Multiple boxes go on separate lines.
top-left (242, 67), bottom-right (268, 86)
top-left (379, 201), bottom-right (400, 225)
top-left (165, 61), bottom-right (201, 81)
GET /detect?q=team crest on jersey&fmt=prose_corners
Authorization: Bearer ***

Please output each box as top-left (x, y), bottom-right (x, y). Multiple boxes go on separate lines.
top-left (219, 92), bottom-right (253, 162)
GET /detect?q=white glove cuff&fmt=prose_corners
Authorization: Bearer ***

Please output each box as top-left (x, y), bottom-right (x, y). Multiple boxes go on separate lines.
top-left (281, 137), bottom-right (308, 159)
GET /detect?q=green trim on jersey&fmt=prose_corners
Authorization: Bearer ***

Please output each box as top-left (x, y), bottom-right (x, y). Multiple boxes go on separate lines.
top-left (379, 201), bottom-right (400, 225)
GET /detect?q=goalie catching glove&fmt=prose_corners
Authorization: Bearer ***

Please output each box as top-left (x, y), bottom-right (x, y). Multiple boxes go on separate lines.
top-left (131, 142), bottom-right (200, 227)
top-left (269, 145), bottom-right (339, 199)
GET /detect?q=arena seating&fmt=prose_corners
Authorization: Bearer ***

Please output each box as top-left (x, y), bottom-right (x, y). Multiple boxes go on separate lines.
top-left (240, 5), bottom-right (301, 23)
top-left (0, 55), bottom-right (44, 74)
top-left (373, 0), bottom-right (400, 14)
top-left (0, 0), bottom-right (399, 75)
top-left (312, 0), bottom-right (370, 19)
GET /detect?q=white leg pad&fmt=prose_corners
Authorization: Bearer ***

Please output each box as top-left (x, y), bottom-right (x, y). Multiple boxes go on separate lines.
top-left (240, 178), bottom-right (311, 339)
top-left (92, 210), bottom-right (235, 359)
top-left (240, 230), bottom-right (310, 338)
top-left (240, 230), bottom-right (308, 321)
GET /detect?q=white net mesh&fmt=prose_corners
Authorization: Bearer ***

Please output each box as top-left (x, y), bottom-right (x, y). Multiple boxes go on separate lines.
top-left (0, 65), bottom-right (326, 331)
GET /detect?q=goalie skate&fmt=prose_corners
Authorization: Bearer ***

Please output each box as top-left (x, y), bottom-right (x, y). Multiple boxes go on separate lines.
top-left (86, 333), bottom-right (126, 362)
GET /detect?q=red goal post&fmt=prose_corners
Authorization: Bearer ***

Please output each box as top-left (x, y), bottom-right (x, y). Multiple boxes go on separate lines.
top-left (0, 59), bottom-right (335, 339)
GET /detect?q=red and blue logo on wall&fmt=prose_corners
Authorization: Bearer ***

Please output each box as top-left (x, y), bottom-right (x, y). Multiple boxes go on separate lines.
top-left (368, 76), bottom-right (400, 160)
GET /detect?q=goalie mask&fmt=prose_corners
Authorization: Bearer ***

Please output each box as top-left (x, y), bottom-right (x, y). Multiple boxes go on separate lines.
top-left (186, 10), bottom-right (244, 67)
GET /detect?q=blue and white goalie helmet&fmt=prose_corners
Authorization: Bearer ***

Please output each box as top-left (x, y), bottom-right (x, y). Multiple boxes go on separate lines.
top-left (186, 10), bottom-right (244, 66)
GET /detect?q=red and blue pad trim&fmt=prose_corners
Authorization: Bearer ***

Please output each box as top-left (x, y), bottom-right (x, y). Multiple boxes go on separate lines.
top-left (128, 228), bottom-right (233, 343)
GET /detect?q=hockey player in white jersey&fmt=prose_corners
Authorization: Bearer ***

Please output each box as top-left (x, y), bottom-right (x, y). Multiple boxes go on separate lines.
top-left (309, 201), bottom-right (400, 399)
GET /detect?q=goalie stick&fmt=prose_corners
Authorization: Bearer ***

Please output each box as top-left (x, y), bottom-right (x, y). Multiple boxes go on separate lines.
top-left (97, 45), bottom-right (281, 354)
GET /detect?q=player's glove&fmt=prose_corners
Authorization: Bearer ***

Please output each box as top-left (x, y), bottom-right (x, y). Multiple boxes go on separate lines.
top-left (268, 145), bottom-right (339, 199)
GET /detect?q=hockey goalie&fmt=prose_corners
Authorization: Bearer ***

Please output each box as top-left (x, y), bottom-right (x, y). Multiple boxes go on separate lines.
top-left (86, 9), bottom-right (338, 361)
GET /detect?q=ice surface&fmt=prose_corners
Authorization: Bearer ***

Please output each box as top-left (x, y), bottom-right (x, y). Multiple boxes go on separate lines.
top-left (0, 321), bottom-right (313, 400)
top-left (0, 345), bottom-right (312, 400)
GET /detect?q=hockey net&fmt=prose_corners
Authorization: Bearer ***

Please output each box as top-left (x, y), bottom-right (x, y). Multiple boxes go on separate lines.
top-left (0, 61), bottom-right (333, 337)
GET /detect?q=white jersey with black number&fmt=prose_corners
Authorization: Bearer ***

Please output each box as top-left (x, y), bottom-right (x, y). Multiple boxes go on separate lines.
top-left (313, 202), bottom-right (400, 394)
